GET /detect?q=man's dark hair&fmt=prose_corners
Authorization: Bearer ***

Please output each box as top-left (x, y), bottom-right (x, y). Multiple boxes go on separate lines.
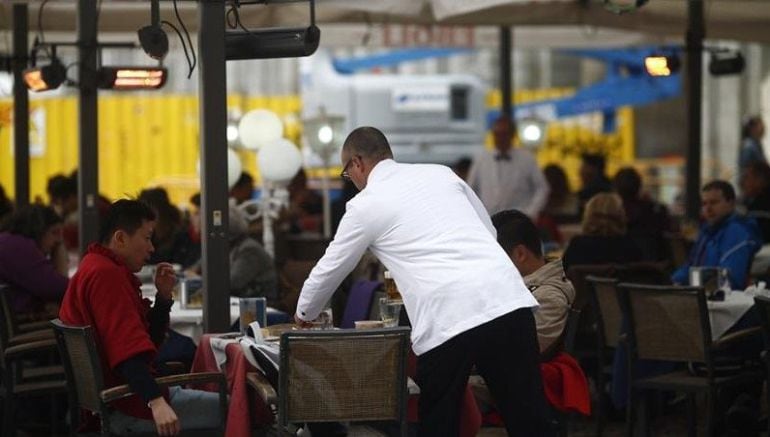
top-left (581, 153), bottom-right (606, 173)
top-left (702, 180), bottom-right (736, 202)
top-left (613, 167), bottom-right (642, 200)
top-left (232, 172), bottom-right (254, 190)
top-left (98, 199), bottom-right (156, 244)
top-left (490, 209), bottom-right (543, 258)
top-left (342, 126), bottom-right (394, 161)
top-left (742, 115), bottom-right (763, 139)
top-left (2, 204), bottom-right (62, 244)
top-left (47, 173), bottom-right (77, 201)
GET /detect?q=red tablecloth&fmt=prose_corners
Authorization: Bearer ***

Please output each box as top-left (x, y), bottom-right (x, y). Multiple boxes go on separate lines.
top-left (192, 334), bottom-right (482, 437)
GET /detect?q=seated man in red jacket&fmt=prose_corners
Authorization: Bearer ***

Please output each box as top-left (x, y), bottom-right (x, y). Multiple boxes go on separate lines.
top-left (60, 199), bottom-right (220, 436)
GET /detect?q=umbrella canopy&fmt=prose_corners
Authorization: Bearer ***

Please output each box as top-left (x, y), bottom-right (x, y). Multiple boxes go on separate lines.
top-left (1, 0), bottom-right (769, 44)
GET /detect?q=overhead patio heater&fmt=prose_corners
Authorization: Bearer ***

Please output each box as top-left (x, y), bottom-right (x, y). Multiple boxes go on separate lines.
top-left (98, 66), bottom-right (167, 90)
top-left (224, 0), bottom-right (320, 60)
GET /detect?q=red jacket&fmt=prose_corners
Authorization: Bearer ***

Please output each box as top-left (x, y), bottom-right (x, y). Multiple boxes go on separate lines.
top-left (59, 244), bottom-right (167, 420)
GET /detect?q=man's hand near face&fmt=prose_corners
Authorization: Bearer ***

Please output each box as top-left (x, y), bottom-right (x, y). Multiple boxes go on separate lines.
top-left (154, 262), bottom-right (177, 301)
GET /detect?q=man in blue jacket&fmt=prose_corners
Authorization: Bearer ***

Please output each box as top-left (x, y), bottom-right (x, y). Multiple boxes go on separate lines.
top-left (672, 180), bottom-right (762, 288)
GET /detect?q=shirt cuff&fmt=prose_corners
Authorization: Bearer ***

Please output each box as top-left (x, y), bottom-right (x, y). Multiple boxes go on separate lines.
top-left (154, 296), bottom-right (174, 311)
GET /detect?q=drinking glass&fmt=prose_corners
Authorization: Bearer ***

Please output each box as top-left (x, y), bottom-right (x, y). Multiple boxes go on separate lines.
top-left (379, 297), bottom-right (401, 328)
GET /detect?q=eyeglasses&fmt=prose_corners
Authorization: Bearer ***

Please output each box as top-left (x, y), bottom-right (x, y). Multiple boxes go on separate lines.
top-left (340, 156), bottom-right (356, 180)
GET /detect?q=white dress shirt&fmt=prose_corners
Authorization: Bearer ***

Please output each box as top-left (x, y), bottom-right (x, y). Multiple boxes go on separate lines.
top-left (467, 148), bottom-right (550, 217)
top-left (296, 159), bottom-right (538, 355)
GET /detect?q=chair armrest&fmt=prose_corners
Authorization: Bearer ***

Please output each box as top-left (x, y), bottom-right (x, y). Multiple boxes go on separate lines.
top-left (100, 372), bottom-right (227, 404)
top-left (18, 320), bottom-right (54, 333)
top-left (712, 327), bottom-right (763, 352)
top-left (246, 371), bottom-right (277, 406)
top-left (4, 338), bottom-right (58, 360)
top-left (9, 328), bottom-right (54, 346)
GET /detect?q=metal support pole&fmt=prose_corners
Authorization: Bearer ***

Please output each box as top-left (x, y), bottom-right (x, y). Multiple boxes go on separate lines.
top-left (77, 0), bottom-right (100, 253)
top-left (12, 4), bottom-right (29, 207)
top-left (499, 27), bottom-right (512, 119)
top-left (685, 0), bottom-right (704, 220)
top-left (199, 0), bottom-right (230, 333)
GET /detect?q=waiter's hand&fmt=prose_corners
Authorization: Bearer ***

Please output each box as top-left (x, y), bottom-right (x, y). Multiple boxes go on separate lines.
top-left (154, 263), bottom-right (177, 301)
top-left (294, 314), bottom-right (313, 328)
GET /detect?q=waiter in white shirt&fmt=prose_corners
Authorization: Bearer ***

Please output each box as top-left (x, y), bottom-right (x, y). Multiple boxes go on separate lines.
top-left (467, 116), bottom-right (549, 217)
top-left (295, 126), bottom-right (555, 436)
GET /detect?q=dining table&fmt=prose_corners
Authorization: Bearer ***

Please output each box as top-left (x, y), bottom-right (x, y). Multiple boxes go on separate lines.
top-left (190, 332), bottom-right (482, 437)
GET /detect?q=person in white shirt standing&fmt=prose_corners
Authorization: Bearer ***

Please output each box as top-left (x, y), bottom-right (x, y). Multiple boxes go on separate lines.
top-left (294, 126), bottom-right (555, 436)
top-left (467, 116), bottom-right (550, 218)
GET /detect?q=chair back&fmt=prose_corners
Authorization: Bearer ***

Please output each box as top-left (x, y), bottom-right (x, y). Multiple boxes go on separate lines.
top-left (340, 280), bottom-right (382, 329)
top-left (0, 283), bottom-right (13, 354)
top-left (754, 295), bottom-right (770, 351)
top-left (617, 283), bottom-right (711, 363)
top-left (278, 327), bottom-right (410, 426)
top-left (562, 306), bottom-right (582, 355)
top-left (586, 276), bottom-right (622, 348)
top-left (566, 264), bottom-right (617, 312)
top-left (50, 319), bottom-right (107, 413)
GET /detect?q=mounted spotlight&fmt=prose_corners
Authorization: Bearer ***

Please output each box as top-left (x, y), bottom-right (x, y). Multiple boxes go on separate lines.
top-left (709, 50), bottom-right (745, 76)
top-left (137, 0), bottom-right (168, 60)
top-left (98, 66), bottom-right (167, 90)
top-left (604, 0), bottom-right (649, 14)
top-left (644, 54), bottom-right (680, 77)
top-left (23, 60), bottom-right (66, 92)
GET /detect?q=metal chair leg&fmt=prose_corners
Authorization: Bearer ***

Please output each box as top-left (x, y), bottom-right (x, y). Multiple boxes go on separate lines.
top-left (686, 393), bottom-right (697, 437)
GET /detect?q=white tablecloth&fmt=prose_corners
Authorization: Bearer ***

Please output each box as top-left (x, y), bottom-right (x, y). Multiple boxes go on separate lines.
top-left (707, 291), bottom-right (757, 340)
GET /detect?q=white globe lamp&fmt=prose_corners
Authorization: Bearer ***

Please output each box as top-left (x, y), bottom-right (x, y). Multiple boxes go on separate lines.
top-left (238, 109), bottom-right (284, 151)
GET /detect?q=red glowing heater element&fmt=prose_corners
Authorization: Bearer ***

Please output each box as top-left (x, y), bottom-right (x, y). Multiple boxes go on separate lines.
top-left (99, 67), bottom-right (167, 90)
top-left (23, 61), bottom-right (66, 92)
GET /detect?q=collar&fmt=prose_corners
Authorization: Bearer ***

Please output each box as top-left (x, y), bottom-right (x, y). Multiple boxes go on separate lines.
top-left (494, 152), bottom-right (511, 161)
top-left (86, 243), bottom-right (142, 289)
top-left (524, 258), bottom-right (566, 287)
top-left (365, 158), bottom-right (396, 187)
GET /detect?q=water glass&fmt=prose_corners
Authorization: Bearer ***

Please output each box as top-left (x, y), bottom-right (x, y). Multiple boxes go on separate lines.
top-left (379, 297), bottom-right (401, 328)
top-left (239, 297), bottom-right (267, 335)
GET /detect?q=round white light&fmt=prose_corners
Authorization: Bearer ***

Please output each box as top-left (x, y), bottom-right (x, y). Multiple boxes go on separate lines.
top-left (227, 123), bottom-right (240, 143)
top-left (522, 124), bottom-right (543, 143)
top-left (238, 109), bottom-right (284, 151)
top-left (258, 138), bottom-right (303, 183)
top-left (196, 147), bottom-right (243, 189)
top-left (317, 125), bottom-right (333, 145)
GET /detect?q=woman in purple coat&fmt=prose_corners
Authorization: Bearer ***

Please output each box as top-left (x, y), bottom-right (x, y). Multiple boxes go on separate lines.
top-left (0, 205), bottom-right (68, 314)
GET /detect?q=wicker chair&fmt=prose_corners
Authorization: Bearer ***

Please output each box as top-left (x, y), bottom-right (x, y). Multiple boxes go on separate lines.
top-left (50, 319), bottom-right (228, 436)
top-left (617, 283), bottom-right (764, 436)
top-left (752, 294), bottom-right (770, 436)
top-left (247, 327), bottom-right (411, 435)
top-left (0, 283), bottom-right (55, 346)
top-left (584, 275), bottom-right (622, 436)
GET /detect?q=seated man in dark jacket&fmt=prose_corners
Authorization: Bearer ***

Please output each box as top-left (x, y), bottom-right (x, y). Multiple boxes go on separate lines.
top-left (672, 180), bottom-right (762, 289)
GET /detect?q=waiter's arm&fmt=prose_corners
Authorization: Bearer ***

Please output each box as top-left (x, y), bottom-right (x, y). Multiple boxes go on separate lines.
top-left (295, 204), bottom-right (373, 322)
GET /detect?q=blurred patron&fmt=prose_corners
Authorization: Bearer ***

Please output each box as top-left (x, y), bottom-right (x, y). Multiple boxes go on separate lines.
top-left (0, 182), bottom-right (12, 223)
top-left (0, 205), bottom-right (68, 314)
top-left (613, 167), bottom-right (675, 262)
top-left (739, 115), bottom-right (766, 171)
top-left (672, 180), bottom-right (762, 288)
top-left (138, 187), bottom-right (198, 268)
top-left (542, 164), bottom-right (579, 223)
top-left (563, 193), bottom-right (643, 271)
top-left (229, 171), bottom-right (255, 205)
top-left (285, 168), bottom-right (323, 233)
top-left (452, 156), bottom-right (472, 181)
top-left (467, 116), bottom-right (549, 218)
top-left (492, 209), bottom-right (575, 357)
top-left (741, 161), bottom-right (770, 243)
top-left (577, 154), bottom-right (612, 211)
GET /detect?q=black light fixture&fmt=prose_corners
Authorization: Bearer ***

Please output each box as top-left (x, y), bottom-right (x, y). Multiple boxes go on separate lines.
top-left (224, 0), bottom-right (320, 61)
top-left (98, 66), bottom-right (167, 90)
top-left (23, 44), bottom-right (66, 92)
top-left (644, 53), bottom-right (681, 77)
top-left (604, 0), bottom-right (649, 14)
top-left (709, 50), bottom-right (745, 76)
top-left (137, 0), bottom-right (169, 60)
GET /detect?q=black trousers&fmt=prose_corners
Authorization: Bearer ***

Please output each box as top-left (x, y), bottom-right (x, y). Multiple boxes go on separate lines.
top-left (416, 308), bottom-right (555, 437)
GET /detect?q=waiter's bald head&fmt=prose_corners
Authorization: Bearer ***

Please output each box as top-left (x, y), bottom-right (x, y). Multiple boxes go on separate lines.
top-left (342, 126), bottom-right (394, 163)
